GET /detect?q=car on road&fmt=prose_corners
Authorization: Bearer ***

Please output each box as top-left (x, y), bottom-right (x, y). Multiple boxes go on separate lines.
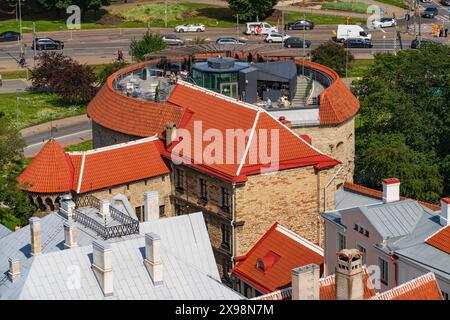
top-left (410, 38), bottom-right (439, 48)
top-left (336, 25), bottom-right (372, 42)
top-left (216, 37), bottom-right (246, 45)
top-left (0, 31), bottom-right (21, 42)
top-left (343, 38), bottom-right (373, 48)
top-left (162, 35), bottom-right (185, 46)
top-left (245, 22), bottom-right (278, 35)
top-left (284, 19), bottom-right (315, 30)
top-left (32, 37), bottom-right (64, 50)
top-left (283, 37), bottom-right (311, 48)
top-left (265, 32), bottom-right (290, 43)
top-left (420, 0), bottom-right (433, 2)
top-left (440, 0), bottom-right (450, 5)
top-left (174, 24), bottom-right (205, 33)
top-left (372, 17), bottom-right (396, 28)
top-left (421, 7), bottom-right (438, 18)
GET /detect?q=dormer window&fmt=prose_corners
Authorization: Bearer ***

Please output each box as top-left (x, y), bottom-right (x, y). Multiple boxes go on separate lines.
top-left (256, 251), bottom-right (280, 272)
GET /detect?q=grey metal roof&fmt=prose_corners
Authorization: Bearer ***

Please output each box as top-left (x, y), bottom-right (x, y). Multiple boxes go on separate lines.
top-left (3, 212), bottom-right (242, 300)
top-left (253, 61), bottom-right (297, 82)
top-left (334, 189), bottom-right (382, 210)
top-left (360, 199), bottom-right (427, 239)
top-left (0, 223), bottom-right (12, 239)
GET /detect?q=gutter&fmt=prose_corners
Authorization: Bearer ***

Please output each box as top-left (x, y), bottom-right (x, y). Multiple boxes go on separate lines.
top-left (389, 253), bottom-right (399, 287)
top-left (323, 166), bottom-right (343, 211)
top-left (231, 183), bottom-right (237, 276)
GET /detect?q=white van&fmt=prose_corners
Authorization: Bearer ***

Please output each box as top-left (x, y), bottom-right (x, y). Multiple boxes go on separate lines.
top-left (336, 25), bottom-right (372, 42)
top-left (245, 22), bottom-right (278, 35)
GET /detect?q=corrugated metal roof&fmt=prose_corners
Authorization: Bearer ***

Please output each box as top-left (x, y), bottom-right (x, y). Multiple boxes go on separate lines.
top-left (0, 224), bottom-right (12, 240)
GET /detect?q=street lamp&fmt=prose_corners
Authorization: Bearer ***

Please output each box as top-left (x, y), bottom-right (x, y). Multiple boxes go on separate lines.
top-left (18, 0), bottom-right (23, 56)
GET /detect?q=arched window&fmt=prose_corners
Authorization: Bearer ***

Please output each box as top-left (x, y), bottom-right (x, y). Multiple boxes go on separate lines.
top-left (36, 197), bottom-right (46, 211)
top-left (45, 197), bottom-right (55, 212)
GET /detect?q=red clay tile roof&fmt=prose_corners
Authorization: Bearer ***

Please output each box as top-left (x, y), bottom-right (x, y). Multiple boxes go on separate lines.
top-left (230, 222), bottom-right (324, 293)
top-left (17, 140), bottom-right (74, 193)
top-left (343, 182), bottom-right (441, 211)
top-left (18, 138), bottom-right (169, 194)
top-left (165, 82), bottom-right (339, 182)
top-left (425, 225), bottom-right (450, 254)
top-left (87, 75), bottom-right (185, 137)
top-left (368, 273), bottom-right (443, 300)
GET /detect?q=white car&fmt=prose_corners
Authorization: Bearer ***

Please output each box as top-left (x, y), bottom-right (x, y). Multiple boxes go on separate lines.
top-left (372, 18), bottom-right (396, 28)
top-left (265, 32), bottom-right (290, 43)
top-left (420, 0), bottom-right (433, 2)
top-left (174, 24), bottom-right (205, 33)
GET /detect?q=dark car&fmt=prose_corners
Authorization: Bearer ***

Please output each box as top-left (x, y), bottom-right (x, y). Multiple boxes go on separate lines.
top-left (284, 37), bottom-right (311, 48)
top-left (284, 19), bottom-right (315, 30)
top-left (32, 37), bottom-right (64, 50)
top-left (162, 35), bottom-right (184, 46)
top-left (0, 31), bottom-right (21, 42)
top-left (421, 7), bottom-right (438, 18)
top-left (410, 38), bottom-right (439, 48)
top-left (344, 38), bottom-right (373, 48)
top-left (440, 0), bottom-right (450, 6)
top-left (216, 37), bottom-right (246, 45)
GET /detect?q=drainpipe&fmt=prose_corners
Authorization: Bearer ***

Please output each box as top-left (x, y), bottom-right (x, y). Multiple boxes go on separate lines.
top-left (231, 183), bottom-right (237, 271)
top-left (323, 166), bottom-right (343, 212)
top-left (389, 253), bottom-right (398, 287)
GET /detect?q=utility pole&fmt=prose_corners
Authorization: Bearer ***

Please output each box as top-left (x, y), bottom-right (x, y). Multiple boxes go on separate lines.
top-left (164, 0), bottom-right (168, 28)
top-left (302, 13), bottom-right (306, 75)
top-left (18, 0), bottom-right (23, 57)
top-left (282, 9), bottom-right (285, 48)
top-left (16, 89), bottom-right (20, 127)
top-left (33, 22), bottom-right (36, 66)
top-left (345, 30), bottom-right (349, 78)
top-left (236, 14), bottom-right (239, 38)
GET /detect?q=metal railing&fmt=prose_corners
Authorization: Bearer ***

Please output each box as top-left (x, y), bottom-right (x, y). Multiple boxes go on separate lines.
top-left (75, 195), bottom-right (101, 211)
top-left (73, 209), bottom-right (107, 238)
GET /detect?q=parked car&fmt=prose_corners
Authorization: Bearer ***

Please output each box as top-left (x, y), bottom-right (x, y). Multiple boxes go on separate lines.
top-left (0, 31), bottom-right (21, 42)
top-left (284, 19), bottom-right (315, 30)
top-left (265, 32), bottom-right (290, 43)
top-left (32, 37), bottom-right (64, 50)
top-left (440, 0), bottom-right (450, 5)
top-left (174, 24), bottom-right (205, 33)
top-left (420, 0), bottom-right (433, 2)
top-left (216, 37), bottom-right (246, 45)
top-left (410, 38), bottom-right (439, 48)
top-left (284, 37), bottom-right (311, 48)
top-left (162, 35), bottom-right (184, 46)
top-left (245, 22), bottom-right (278, 35)
top-left (344, 38), bottom-right (373, 48)
top-left (336, 25), bottom-right (372, 42)
top-left (421, 7), bottom-right (438, 18)
top-left (372, 17), bottom-right (396, 28)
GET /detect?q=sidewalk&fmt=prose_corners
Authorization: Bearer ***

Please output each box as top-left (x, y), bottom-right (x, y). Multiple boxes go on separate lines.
top-left (0, 79), bottom-right (28, 94)
top-left (20, 114), bottom-right (89, 138)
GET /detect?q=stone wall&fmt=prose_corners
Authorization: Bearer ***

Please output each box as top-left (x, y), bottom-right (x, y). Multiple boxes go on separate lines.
top-left (92, 121), bottom-right (142, 149)
top-left (292, 117), bottom-right (355, 188)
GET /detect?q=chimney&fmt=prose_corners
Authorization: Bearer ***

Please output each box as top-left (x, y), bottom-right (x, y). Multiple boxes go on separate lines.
top-left (8, 257), bottom-right (21, 282)
top-left (441, 198), bottom-right (450, 225)
top-left (59, 194), bottom-right (76, 219)
top-left (278, 116), bottom-right (292, 129)
top-left (335, 249), bottom-right (364, 300)
top-left (29, 217), bottom-right (41, 256)
top-left (99, 199), bottom-right (110, 218)
top-left (64, 221), bottom-right (78, 249)
top-left (165, 122), bottom-right (177, 147)
top-left (92, 240), bottom-right (113, 297)
top-left (144, 191), bottom-right (159, 221)
top-left (144, 232), bottom-right (163, 286)
top-left (382, 178), bottom-right (400, 203)
top-left (291, 264), bottom-right (320, 300)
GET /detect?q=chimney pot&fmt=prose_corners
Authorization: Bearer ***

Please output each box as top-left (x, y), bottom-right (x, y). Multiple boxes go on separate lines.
top-left (64, 221), bottom-right (78, 249)
top-left (291, 264), bottom-right (320, 300)
top-left (165, 122), bottom-right (177, 147)
top-left (335, 249), bottom-right (364, 300)
top-left (382, 178), bottom-right (400, 203)
top-left (144, 191), bottom-right (159, 221)
top-left (441, 198), bottom-right (450, 226)
top-left (144, 232), bottom-right (163, 286)
top-left (92, 240), bottom-right (113, 297)
top-left (8, 257), bottom-right (21, 282)
top-left (29, 217), bottom-right (42, 256)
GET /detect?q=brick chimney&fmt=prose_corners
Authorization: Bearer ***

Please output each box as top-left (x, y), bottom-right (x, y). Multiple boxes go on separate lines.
top-left (144, 191), bottom-right (159, 221)
top-left (291, 264), bottom-right (320, 300)
top-left (165, 122), bottom-right (177, 147)
top-left (144, 232), bottom-right (163, 286)
top-left (64, 221), bottom-right (78, 249)
top-left (441, 198), bottom-right (450, 226)
top-left (29, 217), bottom-right (41, 256)
top-left (92, 240), bottom-right (113, 297)
top-left (382, 178), bottom-right (400, 203)
top-left (335, 249), bottom-right (364, 300)
top-left (8, 257), bottom-right (21, 282)
top-left (278, 116), bottom-right (292, 129)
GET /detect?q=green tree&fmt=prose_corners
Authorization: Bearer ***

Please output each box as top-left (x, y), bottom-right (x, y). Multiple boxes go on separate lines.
top-left (129, 32), bottom-right (166, 62)
top-left (226, 0), bottom-right (278, 21)
top-left (311, 40), bottom-right (354, 76)
top-left (97, 61), bottom-right (128, 84)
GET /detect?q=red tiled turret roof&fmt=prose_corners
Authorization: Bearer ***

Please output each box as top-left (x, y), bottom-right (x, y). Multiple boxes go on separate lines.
top-left (17, 140), bottom-right (74, 193)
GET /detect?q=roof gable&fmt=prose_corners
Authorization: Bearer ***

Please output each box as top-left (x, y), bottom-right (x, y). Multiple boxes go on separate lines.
top-left (425, 225), bottom-right (450, 254)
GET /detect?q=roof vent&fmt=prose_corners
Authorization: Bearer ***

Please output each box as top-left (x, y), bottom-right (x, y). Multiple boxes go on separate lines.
top-left (441, 198), bottom-right (449, 226)
top-left (256, 251), bottom-right (280, 272)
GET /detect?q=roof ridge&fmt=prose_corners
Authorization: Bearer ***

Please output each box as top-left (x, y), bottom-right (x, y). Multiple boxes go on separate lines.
top-left (236, 108), bottom-right (262, 176)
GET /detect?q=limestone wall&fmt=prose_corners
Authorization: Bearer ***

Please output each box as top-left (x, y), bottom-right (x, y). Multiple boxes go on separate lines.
top-left (92, 121), bottom-right (141, 148)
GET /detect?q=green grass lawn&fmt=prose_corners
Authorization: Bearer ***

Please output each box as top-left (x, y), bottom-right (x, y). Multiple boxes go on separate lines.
top-left (374, 0), bottom-right (409, 9)
top-left (283, 12), bottom-right (366, 25)
top-left (0, 92), bottom-right (86, 129)
top-left (321, 1), bottom-right (371, 14)
top-left (347, 59), bottom-right (374, 77)
top-left (64, 140), bottom-right (93, 152)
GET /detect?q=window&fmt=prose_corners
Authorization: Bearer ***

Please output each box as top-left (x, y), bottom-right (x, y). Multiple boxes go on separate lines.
top-left (354, 223), bottom-right (370, 238)
top-left (175, 168), bottom-right (184, 191)
top-left (126, 184), bottom-right (130, 190)
top-left (175, 202), bottom-right (185, 216)
top-left (357, 244), bottom-right (367, 265)
top-left (108, 188), bottom-right (112, 194)
top-left (159, 205), bottom-right (165, 217)
top-left (221, 224), bottom-right (231, 248)
top-left (337, 232), bottom-right (346, 251)
top-left (442, 291), bottom-right (449, 300)
top-left (200, 178), bottom-right (208, 201)
top-left (144, 179), bottom-right (148, 186)
top-left (378, 257), bottom-right (389, 285)
top-left (221, 187), bottom-right (230, 209)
